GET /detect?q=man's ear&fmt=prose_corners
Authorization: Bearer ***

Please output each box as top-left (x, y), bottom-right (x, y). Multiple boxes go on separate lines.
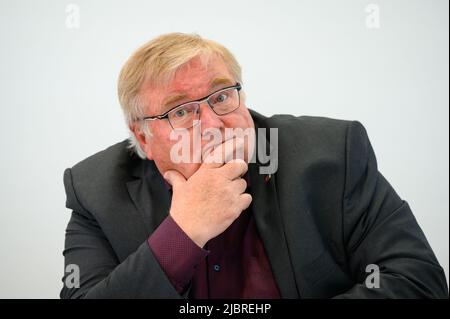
top-left (130, 124), bottom-right (153, 160)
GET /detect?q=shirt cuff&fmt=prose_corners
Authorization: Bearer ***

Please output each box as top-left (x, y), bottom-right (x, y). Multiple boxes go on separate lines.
top-left (147, 215), bottom-right (209, 293)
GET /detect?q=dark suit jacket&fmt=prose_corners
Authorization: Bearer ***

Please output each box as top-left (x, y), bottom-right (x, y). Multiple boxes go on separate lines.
top-left (61, 110), bottom-right (448, 298)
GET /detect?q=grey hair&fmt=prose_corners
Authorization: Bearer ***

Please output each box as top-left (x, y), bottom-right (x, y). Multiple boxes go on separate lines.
top-left (117, 33), bottom-right (243, 159)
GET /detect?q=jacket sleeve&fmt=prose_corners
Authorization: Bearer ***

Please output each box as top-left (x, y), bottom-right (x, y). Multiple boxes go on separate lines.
top-left (60, 168), bottom-right (187, 299)
top-left (333, 121), bottom-right (448, 298)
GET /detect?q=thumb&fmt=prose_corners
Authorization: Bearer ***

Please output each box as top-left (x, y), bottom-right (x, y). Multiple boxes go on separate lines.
top-left (163, 170), bottom-right (187, 188)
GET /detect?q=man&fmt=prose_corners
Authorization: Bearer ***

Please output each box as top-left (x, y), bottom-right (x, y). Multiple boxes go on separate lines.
top-left (61, 33), bottom-right (448, 299)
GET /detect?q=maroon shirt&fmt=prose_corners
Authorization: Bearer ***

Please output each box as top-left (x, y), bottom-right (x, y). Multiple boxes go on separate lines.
top-left (147, 193), bottom-right (281, 298)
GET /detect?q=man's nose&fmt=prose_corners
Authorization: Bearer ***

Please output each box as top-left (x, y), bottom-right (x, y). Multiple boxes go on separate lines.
top-left (198, 102), bottom-right (225, 130)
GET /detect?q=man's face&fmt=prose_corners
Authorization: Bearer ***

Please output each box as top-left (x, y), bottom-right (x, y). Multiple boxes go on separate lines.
top-left (134, 55), bottom-right (255, 179)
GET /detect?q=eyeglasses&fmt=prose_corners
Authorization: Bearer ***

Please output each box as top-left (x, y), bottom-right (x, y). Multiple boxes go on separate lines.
top-left (141, 83), bottom-right (242, 129)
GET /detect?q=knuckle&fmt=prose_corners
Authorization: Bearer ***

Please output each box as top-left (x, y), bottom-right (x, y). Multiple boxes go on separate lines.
top-left (240, 179), bottom-right (247, 190)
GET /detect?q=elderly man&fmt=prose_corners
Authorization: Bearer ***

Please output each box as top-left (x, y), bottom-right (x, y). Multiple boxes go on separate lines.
top-left (61, 33), bottom-right (448, 299)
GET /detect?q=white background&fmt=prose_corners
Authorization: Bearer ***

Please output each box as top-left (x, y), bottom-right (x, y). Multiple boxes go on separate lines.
top-left (0, 0), bottom-right (448, 298)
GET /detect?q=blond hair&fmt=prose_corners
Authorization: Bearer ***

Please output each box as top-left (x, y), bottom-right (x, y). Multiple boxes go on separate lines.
top-left (117, 33), bottom-right (242, 158)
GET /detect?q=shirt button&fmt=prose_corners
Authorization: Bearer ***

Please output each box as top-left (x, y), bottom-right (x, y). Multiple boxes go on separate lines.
top-left (213, 264), bottom-right (221, 272)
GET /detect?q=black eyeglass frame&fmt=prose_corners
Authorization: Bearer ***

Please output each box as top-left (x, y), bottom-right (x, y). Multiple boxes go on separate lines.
top-left (139, 82), bottom-right (242, 128)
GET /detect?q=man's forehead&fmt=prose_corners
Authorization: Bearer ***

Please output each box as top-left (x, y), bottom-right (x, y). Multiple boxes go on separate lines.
top-left (161, 77), bottom-right (234, 108)
top-left (166, 77), bottom-right (233, 96)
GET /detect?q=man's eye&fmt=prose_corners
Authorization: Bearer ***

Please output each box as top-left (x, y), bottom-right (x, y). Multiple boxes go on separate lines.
top-left (174, 108), bottom-right (187, 118)
top-left (214, 93), bottom-right (228, 103)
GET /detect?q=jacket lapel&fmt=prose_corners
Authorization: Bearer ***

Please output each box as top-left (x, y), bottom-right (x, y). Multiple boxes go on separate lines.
top-left (126, 159), bottom-right (171, 236)
top-left (248, 120), bottom-right (300, 298)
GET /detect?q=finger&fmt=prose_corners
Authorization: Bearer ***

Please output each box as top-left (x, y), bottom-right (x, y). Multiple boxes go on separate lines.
top-left (238, 193), bottom-right (252, 211)
top-left (224, 137), bottom-right (245, 163)
top-left (201, 146), bottom-right (226, 169)
top-left (202, 137), bottom-right (245, 167)
top-left (220, 159), bottom-right (248, 180)
top-left (231, 178), bottom-right (247, 194)
top-left (163, 170), bottom-right (187, 189)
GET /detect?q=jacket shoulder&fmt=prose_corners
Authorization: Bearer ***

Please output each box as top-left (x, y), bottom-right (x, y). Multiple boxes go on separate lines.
top-left (250, 110), bottom-right (363, 172)
top-left (70, 140), bottom-right (134, 176)
top-left (266, 114), bottom-right (352, 135)
top-left (251, 109), bottom-right (352, 136)
top-left (263, 114), bottom-right (354, 158)
top-left (63, 140), bottom-right (140, 215)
